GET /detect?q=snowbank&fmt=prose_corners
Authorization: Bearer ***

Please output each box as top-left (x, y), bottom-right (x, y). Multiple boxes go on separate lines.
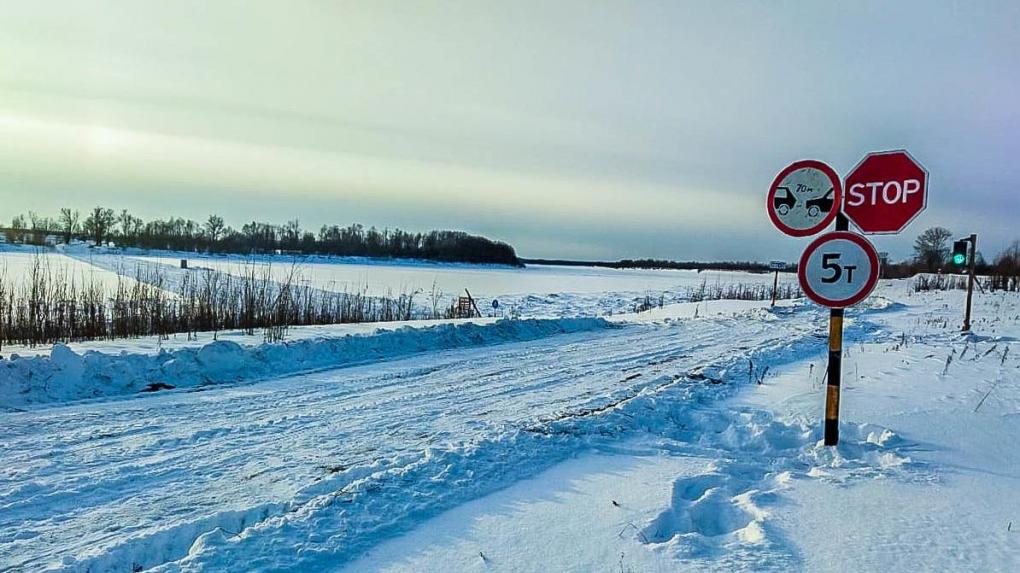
top-left (0, 317), bottom-right (612, 410)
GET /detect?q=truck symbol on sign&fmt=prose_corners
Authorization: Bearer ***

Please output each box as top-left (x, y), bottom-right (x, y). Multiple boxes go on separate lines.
top-left (767, 160), bottom-right (842, 238)
top-left (772, 187), bottom-right (797, 215)
top-left (805, 188), bottom-right (835, 217)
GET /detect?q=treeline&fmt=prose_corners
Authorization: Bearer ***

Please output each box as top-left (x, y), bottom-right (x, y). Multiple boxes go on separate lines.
top-left (612, 259), bottom-right (787, 272)
top-left (522, 258), bottom-right (790, 273)
top-left (2, 207), bottom-right (521, 266)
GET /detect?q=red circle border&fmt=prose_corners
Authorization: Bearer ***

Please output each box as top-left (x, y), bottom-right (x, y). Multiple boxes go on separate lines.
top-left (767, 159), bottom-right (843, 237)
top-left (797, 231), bottom-right (880, 308)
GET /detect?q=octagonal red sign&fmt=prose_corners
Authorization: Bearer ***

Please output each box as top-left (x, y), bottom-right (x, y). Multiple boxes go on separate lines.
top-left (843, 150), bottom-right (928, 234)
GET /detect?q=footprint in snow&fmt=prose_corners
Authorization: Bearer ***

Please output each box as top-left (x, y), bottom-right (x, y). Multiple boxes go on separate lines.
top-left (635, 409), bottom-right (930, 569)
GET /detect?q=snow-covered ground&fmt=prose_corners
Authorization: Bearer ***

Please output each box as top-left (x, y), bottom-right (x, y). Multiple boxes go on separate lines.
top-left (339, 285), bottom-right (1020, 573)
top-left (130, 250), bottom-right (793, 299)
top-left (1, 264), bottom-right (1017, 572)
top-left (0, 246), bottom-right (133, 290)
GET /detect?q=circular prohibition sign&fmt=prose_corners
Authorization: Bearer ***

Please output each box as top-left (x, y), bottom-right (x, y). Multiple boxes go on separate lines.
top-left (798, 231), bottom-right (880, 308)
top-left (767, 159), bottom-right (843, 237)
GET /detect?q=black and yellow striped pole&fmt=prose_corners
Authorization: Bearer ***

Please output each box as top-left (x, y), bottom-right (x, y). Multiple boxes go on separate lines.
top-left (824, 307), bottom-right (844, 445)
top-left (824, 214), bottom-right (850, 446)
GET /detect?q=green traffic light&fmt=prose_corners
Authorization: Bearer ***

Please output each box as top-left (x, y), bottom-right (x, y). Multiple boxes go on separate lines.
top-left (953, 253), bottom-right (966, 265)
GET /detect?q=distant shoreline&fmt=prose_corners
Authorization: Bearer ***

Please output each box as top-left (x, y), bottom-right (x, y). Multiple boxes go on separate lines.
top-left (0, 242), bottom-right (524, 270)
top-left (1, 243), bottom-right (789, 272)
top-left (521, 258), bottom-right (792, 273)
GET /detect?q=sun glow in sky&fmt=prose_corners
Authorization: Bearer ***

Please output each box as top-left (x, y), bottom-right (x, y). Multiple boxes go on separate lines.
top-left (1, 1), bottom-right (1018, 260)
top-left (84, 125), bottom-right (132, 155)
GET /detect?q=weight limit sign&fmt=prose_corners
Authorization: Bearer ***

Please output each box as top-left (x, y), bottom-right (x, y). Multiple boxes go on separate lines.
top-left (798, 231), bottom-right (880, 308)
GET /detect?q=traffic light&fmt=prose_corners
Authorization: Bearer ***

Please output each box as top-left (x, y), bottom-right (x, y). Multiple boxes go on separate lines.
top-left (952, 239), bottom-right (969, 267)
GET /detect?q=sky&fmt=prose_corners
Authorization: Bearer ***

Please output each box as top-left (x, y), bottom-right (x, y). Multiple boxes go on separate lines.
top-left (1, 1), bottom-right (1018, 262)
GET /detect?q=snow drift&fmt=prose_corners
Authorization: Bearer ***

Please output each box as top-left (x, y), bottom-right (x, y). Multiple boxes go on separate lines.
top-left (0, 317), bottom-right (613, 410)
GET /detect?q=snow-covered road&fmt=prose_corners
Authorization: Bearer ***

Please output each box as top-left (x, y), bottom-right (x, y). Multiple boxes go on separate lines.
top-left (335, 288), bottom-right (1020, 573)
top-left (1, 305), bottom-right (822, 572)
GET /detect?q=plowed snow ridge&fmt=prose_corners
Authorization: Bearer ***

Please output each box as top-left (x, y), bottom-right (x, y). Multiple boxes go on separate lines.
top-left (0, 318), bottom-right (610, 409)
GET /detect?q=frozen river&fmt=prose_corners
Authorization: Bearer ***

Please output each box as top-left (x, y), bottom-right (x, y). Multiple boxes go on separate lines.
top-left (132, 252), bottom-right (797, 314)
top-left (1, 246), bottom-right (798, 318)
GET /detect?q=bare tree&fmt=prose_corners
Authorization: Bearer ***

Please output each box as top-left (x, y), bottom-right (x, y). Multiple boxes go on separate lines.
top-left (998, 240), bottom-right (1020, 265)
top-left (59, 208), bottom-right (80, 244)
top-left (82, 206), bottom-right (116, 246)
top-left (118, 209), bottom-right (142, 240)
top-left (205, 215), bottom-right (225, 242)
top-left (6, 215), bottom-right (27, 244)
top-left (913, 226), bottom-right (953, 272)
top-left (992, 240), bottom-right (1020, 291)
top-left (284, 219), bottom-right (301, 249)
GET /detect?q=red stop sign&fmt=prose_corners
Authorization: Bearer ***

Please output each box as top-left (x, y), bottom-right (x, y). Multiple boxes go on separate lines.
top-left (843, 150), bottom-right (928, 234)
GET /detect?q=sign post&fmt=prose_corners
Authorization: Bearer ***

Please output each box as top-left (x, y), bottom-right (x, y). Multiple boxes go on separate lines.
top-left (768, 153), bottom-right (924, 446)
top-left (826, 304), bottom-right (844, 446)
top-left (769, 260), bottom-right (785, 307)
top-left (798, 225), bottom-right (880, 445)
top-left (877, 251), bottom-right (889, 279)
top-left (964, 234), bottom-right (978, 332)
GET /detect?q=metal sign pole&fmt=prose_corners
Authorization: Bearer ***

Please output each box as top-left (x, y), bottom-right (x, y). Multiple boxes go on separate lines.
top-left (824, 213), bottom-right (850, 446)
top-left (771, 269), bottom-right (779, 307)
top-left (964, 233), bottom-right (978, 332)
